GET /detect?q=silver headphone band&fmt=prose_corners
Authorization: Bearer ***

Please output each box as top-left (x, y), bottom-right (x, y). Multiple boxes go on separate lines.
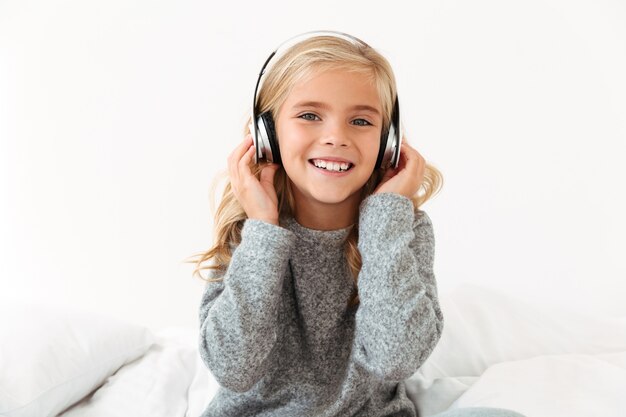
top-left (253, 31), bottom-right (369, 110)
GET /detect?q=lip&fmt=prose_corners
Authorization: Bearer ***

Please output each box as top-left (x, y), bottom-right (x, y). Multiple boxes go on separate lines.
top-left (308, 156), bottom-right (354, 165)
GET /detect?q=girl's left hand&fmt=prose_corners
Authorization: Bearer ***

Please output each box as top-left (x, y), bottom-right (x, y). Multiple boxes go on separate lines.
top-left (373, 139), bottom-right (425, 198)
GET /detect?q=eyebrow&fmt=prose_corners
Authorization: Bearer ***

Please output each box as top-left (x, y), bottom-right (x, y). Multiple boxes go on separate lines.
top-left (292, 101), bottom-right (381, 116)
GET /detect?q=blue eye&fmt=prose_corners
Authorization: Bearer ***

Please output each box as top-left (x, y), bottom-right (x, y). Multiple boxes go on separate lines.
top-left (299, 113), bottom-right (320, 121)
top-left (298, 113), bottom-right (372, 126)
top-left (352, 119), bottom-right (372, 126)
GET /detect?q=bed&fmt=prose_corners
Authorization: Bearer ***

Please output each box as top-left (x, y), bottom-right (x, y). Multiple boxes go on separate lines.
top-left (2, 283), bottom-right (625, 417)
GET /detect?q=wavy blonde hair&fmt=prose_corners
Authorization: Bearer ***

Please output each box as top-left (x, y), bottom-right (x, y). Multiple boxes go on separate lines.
top-left (184, 35), bottom-right (443, 309)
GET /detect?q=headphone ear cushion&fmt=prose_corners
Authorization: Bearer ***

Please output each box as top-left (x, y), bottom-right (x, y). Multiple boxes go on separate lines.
top-left (375, 128), bottom-right (389, 170)
top-left (259, 112), bottom-right (282, 165)
top-left (376, 96), bottom-right (401, 170)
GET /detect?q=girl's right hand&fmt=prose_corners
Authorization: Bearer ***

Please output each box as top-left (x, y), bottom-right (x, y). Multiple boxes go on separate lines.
top-left (228, 134), bottom-right (281, 225)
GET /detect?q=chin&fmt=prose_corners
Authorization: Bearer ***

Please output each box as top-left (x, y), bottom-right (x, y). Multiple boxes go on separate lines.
top-left (289, 175), bottom-right (367, 206)
top-left (308, 187), bottom-right (361, 206)
top-left (312, 195), bottom-right (349, 205)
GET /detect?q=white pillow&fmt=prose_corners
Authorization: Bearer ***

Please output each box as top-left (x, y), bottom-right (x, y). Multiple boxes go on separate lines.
top-left (58, 328), bottom-right (200, 417)
top-left (450, 351), bottom-right (626, 417)
top-left (405, 283), bottom-right (626, 415)
top-left (0, 298), bottom-right (156, 417)
top-left (414, 283), bottom-right (626, 381)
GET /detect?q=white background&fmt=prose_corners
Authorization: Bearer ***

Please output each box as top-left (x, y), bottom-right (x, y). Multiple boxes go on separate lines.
top-left (1, 0), bottom-right (625, 332)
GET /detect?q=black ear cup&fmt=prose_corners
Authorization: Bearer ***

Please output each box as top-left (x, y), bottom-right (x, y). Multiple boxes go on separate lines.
top-left (388, 95), bottom-right (401, 169)
top-left (375, 95), bottom-right (401, 170)
top-left (375, 129), bottom-right (390, 170)
top-left (258, 111), bottom-right (282, 165)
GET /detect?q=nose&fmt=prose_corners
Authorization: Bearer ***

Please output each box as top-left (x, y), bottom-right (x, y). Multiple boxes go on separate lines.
top-left (320, 119), bottom-right (351, 148)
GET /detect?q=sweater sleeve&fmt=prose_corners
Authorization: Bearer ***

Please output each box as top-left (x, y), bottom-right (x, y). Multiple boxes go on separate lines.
top-left (198, 219), bottom-right (297, 392)
top-left (352, 192), bottom-right (444, 382)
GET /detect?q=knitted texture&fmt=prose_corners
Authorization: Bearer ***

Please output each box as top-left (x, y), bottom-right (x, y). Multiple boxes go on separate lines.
top-left (198, 192), bottom-right (444, 417)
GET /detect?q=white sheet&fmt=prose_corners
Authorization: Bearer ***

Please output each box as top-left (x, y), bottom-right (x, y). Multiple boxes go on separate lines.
top-left (52, 285), bottom-right (626, 417)
top-left (57, 328), bottom-right (211, 417)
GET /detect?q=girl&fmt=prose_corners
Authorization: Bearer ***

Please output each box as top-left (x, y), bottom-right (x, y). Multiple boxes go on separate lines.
top-left (189, 31), bottom-right (525, 417)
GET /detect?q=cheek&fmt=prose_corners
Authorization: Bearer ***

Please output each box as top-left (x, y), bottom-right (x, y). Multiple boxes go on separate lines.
top-left (362, 138), bottom-right (382, 166)
top-left (276, 136), bottom-right (305, 172)
top-left (279, 122), bottom-right (310, 139)
top-left (277, 126), bottom-right (310, 157)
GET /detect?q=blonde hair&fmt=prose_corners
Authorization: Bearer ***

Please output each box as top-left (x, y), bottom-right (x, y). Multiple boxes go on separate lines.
top-left (184, 35), bottom-right (443, 309)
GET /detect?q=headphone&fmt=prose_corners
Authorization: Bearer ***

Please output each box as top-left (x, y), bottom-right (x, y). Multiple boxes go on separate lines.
top-left (249, 30), bottom-right (403, 170)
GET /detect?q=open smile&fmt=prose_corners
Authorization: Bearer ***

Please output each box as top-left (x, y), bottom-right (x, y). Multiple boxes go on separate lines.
top-left (308, 159), bottom-right (354, 177)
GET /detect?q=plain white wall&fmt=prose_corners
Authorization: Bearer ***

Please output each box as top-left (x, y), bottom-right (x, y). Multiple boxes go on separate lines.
top-left (1, 0), bottom-right (625, 332)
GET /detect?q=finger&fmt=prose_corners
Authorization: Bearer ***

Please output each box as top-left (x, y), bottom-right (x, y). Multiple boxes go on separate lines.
top-left (228, 134), bottom-right (253, 164)
top-left (237, 141), bottom-right (256, 181)
top-left (381, 165), bottom-right (398, 182)
top-left (399, 141), bottom-right (426, 180)
top-left (259, 163), bottom-right (279, 186)
top-left (400, 141), bottom-right (416, 156)
top-left (229, 134), bottom-right (254, 187)
top-left (392, 145), bottom-right (409, 170)
top-left (400, 142), bottom-right (422, 166)
top-left (228, 135), bottom-right (250, 172)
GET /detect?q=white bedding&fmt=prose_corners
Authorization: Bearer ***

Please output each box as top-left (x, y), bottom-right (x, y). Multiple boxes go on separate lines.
top-left (3, 284), bottom-right (625, 417)
top-left (57, 328), bottom-right (213, 417)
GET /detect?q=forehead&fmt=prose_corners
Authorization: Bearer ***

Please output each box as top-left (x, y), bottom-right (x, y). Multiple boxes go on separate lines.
top-left (283, 68), bottom-right (382, 113)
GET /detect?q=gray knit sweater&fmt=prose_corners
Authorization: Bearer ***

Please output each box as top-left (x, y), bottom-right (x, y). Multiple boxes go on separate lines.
top-left (198, 192), bottom-right (444, 417)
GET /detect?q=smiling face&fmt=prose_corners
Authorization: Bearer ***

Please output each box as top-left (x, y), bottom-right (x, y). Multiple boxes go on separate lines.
top-left (274, 67), bottom-right (383, 227)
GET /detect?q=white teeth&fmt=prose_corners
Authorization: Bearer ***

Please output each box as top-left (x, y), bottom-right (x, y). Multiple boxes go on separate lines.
top-left (312, 159), bottom-right (352, 172)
